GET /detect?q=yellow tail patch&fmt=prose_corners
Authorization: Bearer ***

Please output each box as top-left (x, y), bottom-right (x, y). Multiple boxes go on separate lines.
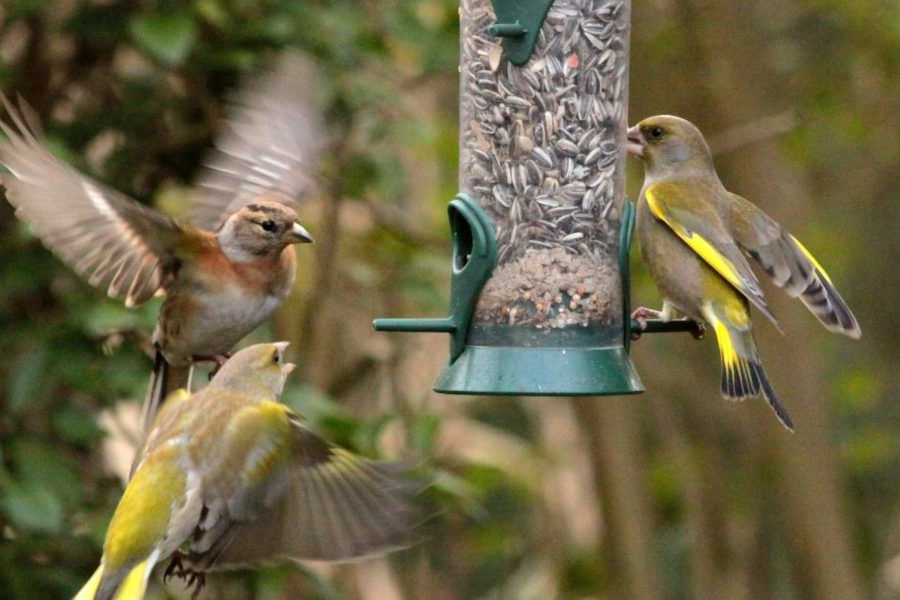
top-left (705, 307), bottom-right (757, 400)
top-left (702, 306), bottom-right (794, 430)
top-left (71, 559), bottom-right (152, 600)
top-left (73, 566), bottom-right (103, 600)
top-left (710, 316), bottom-right (739, 371)
top-left (113, 559), bottom-right (153, 600)
top-left (712, 318), bottom-right (750, 380)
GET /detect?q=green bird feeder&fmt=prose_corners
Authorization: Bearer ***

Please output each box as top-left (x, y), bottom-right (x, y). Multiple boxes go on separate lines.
top-left (375, 0), bottom-right (647, 396)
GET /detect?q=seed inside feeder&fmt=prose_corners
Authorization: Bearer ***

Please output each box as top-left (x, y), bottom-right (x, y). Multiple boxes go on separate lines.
top-left (460, 0), bottom-right (630, 331)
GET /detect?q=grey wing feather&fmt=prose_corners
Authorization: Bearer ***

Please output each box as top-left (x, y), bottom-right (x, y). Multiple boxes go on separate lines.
top-left (0, 95), bottom-right (185, 306)
top-left (189, 52), bottom-right (323, 230)
top-left (726, 193), bottom-right (860, 338)
top-left (194, 421), bottom-right (422, 569)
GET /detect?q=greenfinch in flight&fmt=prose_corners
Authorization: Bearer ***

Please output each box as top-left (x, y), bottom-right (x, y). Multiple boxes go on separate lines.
top-left (73, 342), bottom-right (421, 600)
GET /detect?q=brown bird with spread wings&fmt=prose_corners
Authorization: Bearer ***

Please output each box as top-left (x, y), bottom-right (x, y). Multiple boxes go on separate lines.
top-left (0, 54), bottom-right (322, 430)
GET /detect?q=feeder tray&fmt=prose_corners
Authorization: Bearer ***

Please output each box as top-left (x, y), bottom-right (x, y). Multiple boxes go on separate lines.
top-left (374, 197), bottom-right (644, 396)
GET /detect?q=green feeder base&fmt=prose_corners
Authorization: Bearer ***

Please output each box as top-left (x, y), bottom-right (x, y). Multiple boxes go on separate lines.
top-left (374, 195), bottom-right (646, 397)
top-left (435, 345), bottom-right (643, 396)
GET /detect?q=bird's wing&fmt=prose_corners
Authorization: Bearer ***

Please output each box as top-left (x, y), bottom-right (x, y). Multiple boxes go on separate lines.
top-left (130, 387), bottom-right (193, 479)
top-left (0, 96), bottom-right (197, 306)
top-left (644, 182), bottom-right (778, 325)
top-left (193, 404), bottom-right (421, 568)
top-left (188, 53), bottom-right (323, 231)
top-left (726, 192), bottom-right (860, 337)
top-left (94, 440), bottom-right (202, 599)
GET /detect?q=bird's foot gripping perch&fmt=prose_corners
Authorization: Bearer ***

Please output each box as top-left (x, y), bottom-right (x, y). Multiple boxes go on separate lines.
top-left (630, 306), bottom-right (706, 341)
top-left (689, 321), bottom-right (706, 340)
top-left (163, 551), bottom-right (206, 599)
top-left (630, 306), bottom-right (662, 336)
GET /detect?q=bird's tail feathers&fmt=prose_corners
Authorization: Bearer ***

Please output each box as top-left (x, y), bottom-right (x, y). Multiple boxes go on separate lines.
top-left (141, 350), bottom-right (191, 433)
top-left (72, 557), bottom-right (154, 600)
top-left (72, 565), bottom-right (103, 600)
top-left (703, 305), bottom-right (794, 431)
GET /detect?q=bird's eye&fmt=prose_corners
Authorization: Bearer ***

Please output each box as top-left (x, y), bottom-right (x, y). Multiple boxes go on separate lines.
top-left (646, 126), bottom-right (665, 140)
top-left (260, 220), bottom-right (277, 232)
top-left (273, 350), bottom-right (281, 364)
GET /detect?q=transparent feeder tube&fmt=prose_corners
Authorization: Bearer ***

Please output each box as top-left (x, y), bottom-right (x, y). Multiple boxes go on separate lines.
top-left (460, 0), bottom-right (630, 341)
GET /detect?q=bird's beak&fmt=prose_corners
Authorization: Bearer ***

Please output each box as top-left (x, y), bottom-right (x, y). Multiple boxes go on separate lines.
top-left (626, 125), bottom-right (645, 158)
top-left (287, 222), bottom-right (314, 244)
top-left (272, 341), bottom-right (294, 376)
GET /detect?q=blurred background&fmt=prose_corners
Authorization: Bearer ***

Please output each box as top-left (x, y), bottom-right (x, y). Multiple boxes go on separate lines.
top-left (0, 0), bottom-right (897, 599)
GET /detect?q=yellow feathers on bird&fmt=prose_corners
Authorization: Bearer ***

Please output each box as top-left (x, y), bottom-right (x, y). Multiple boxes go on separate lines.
top-left (627, 115), bottom-right (860, 430)
top-left (73, 342), bottom-right (422, 600)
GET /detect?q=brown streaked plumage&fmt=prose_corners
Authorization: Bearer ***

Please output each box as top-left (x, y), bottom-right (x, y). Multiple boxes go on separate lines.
top-left (0, 53), bottom-right (322, 430)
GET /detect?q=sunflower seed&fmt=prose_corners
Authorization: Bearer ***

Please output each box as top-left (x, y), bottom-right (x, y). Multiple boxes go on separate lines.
top-left (461, 0), bottom-right (628, 328)
top-left (531, 147), bottom-right (554, 168)
top-left (555, 138), bottom-right (579, 157)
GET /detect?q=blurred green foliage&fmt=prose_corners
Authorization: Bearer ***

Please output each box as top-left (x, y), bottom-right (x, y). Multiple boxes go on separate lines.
top-left (0, 0), bottom-right (897, 599)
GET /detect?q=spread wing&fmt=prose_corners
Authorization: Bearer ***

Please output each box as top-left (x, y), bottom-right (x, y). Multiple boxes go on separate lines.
top-left (188, 53), bottom-right (323, 231)
top-left (192, 404), bottom-right (421, 568)
top-left (726, 192), bottom-right (860, 337)
top-left (645, 182), bottom-right (777, 325)
top-left (0, 96), bottom-right (192, 306)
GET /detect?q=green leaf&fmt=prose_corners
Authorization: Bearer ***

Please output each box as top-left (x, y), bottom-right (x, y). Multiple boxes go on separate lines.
top-left (130, 12), bottom-right (197, 66)
top-left (4, 0), bottom-right (52, 18)
top-left (410, 412), bottom-right (441, 453)
top-left (8, 345), bottom-right (48, 414)
top-left (53, 408), bottom-right (106, 446)
top-left (10, 439), bottom-right (82, 506)
top-left (1, 480), bottom-right (64, 533)
top-left (79, 297), bottom-right (159, 337)
top-left (194, 0), bottom-right (229, 28)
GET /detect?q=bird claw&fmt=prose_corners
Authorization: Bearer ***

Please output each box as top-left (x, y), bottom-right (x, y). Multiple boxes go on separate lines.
top-left (163, 551), bottom-right (206, 599)
top-left (629, 307), bottom-right (706, 341)
top-left (690, 321), bottom-right (706, 340)
top-left (186, 571), bottom-right (207, 599)
top-left (163, 551), bottom-right (187, 583)
top-left (630, 306), bottom-right (662, 340)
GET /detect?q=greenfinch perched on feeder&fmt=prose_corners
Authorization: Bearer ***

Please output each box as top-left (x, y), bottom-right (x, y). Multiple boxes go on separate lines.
top-left (74, 342), bottom-right (421, 600)
top-left (627, 115), bottom-right (860, 430)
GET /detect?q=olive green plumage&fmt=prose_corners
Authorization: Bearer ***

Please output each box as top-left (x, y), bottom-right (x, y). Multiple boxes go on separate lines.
top-left (74, 342), bottom-right (421, 600)
top-left (628, 115), bottom-right (860, 430)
